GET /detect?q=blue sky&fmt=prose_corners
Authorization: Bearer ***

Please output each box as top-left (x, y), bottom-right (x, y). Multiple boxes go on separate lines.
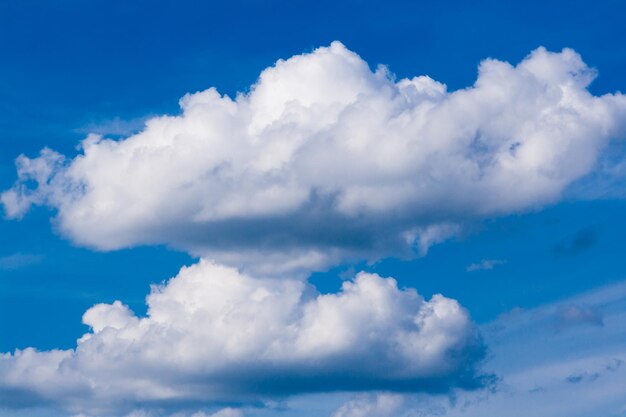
top-left (1, 1), bottom-right (626, 417)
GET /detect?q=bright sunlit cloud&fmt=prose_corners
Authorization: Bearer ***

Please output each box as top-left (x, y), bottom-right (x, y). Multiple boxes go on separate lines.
top-left (0, 261), bottom-right (487, 416)
top-left (3, 42), bottom-right (626, 276)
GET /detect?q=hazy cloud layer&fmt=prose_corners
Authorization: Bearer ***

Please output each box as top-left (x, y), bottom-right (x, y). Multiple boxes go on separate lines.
top-left (3, 42), bottom-right (626, 275)
top-left (439, 282), bottom-right (626, 417)
top-left (0, 261), bottom-right (486, 416)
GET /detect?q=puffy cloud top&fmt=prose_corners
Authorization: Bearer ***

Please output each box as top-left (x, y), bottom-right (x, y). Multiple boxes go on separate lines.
top-left (0, 261), bottom-right (486, 415)
top-left (3, 42), bottom-right (626, 275)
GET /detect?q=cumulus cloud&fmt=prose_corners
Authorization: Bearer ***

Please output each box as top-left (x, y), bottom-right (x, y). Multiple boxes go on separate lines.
top-left (3, 42), bottom-right (626, 275)
top-left (0, 261), bottom-right (487, 416)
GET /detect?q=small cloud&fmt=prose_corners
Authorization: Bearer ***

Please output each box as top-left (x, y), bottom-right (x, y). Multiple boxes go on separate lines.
top-left (466, 259), bottom-right (507, 272)
top-left (405, 223), bottom-right (462, 257)
top-left (0, 253), bottom-right (43, 270)
top-left (555, 303), bottom-right (604, 329)
top-left (339, 266), bottom-right (357, 280)
top-left (552, 227), bottom-right (596, 257)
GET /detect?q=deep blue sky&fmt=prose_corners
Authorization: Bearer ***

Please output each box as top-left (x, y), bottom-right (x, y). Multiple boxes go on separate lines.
top-left (2, 0), bottom-right (626, 353)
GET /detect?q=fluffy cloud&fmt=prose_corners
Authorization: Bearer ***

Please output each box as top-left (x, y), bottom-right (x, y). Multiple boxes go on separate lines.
top-left (3, 42), bottom-right (626, 275)
top-left (0, 261), bottom-right (486, 416)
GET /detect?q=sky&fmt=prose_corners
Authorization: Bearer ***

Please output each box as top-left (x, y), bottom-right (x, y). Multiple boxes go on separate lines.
top-left (1, 1), bottom-right (626, 416)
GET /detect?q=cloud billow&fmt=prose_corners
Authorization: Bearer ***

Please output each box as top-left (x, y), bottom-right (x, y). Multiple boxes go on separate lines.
top-left (3, 42), bottom-right (625, 275)
top-left (0, 261), bottom-right (488, 415)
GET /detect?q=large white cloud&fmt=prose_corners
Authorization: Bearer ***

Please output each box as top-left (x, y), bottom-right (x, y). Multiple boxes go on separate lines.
top-left (0, 261), bottom-right (486, 416)
top-left (3, 42), bottom-right (626, 275)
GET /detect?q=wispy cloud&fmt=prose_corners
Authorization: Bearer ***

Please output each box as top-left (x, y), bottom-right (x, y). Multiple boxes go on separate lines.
top-left (466, 259), bottom-right (507, 272)
top-left (0, 253), bottom-right (43, 270)
top-left (74, 115), bottom-right (151, 139)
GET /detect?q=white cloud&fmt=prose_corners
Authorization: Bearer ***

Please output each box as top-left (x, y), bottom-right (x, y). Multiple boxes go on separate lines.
top-left (3, 42), bottom-right (626, 275)
top-left (0, 260), bottom-right (485, 416)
